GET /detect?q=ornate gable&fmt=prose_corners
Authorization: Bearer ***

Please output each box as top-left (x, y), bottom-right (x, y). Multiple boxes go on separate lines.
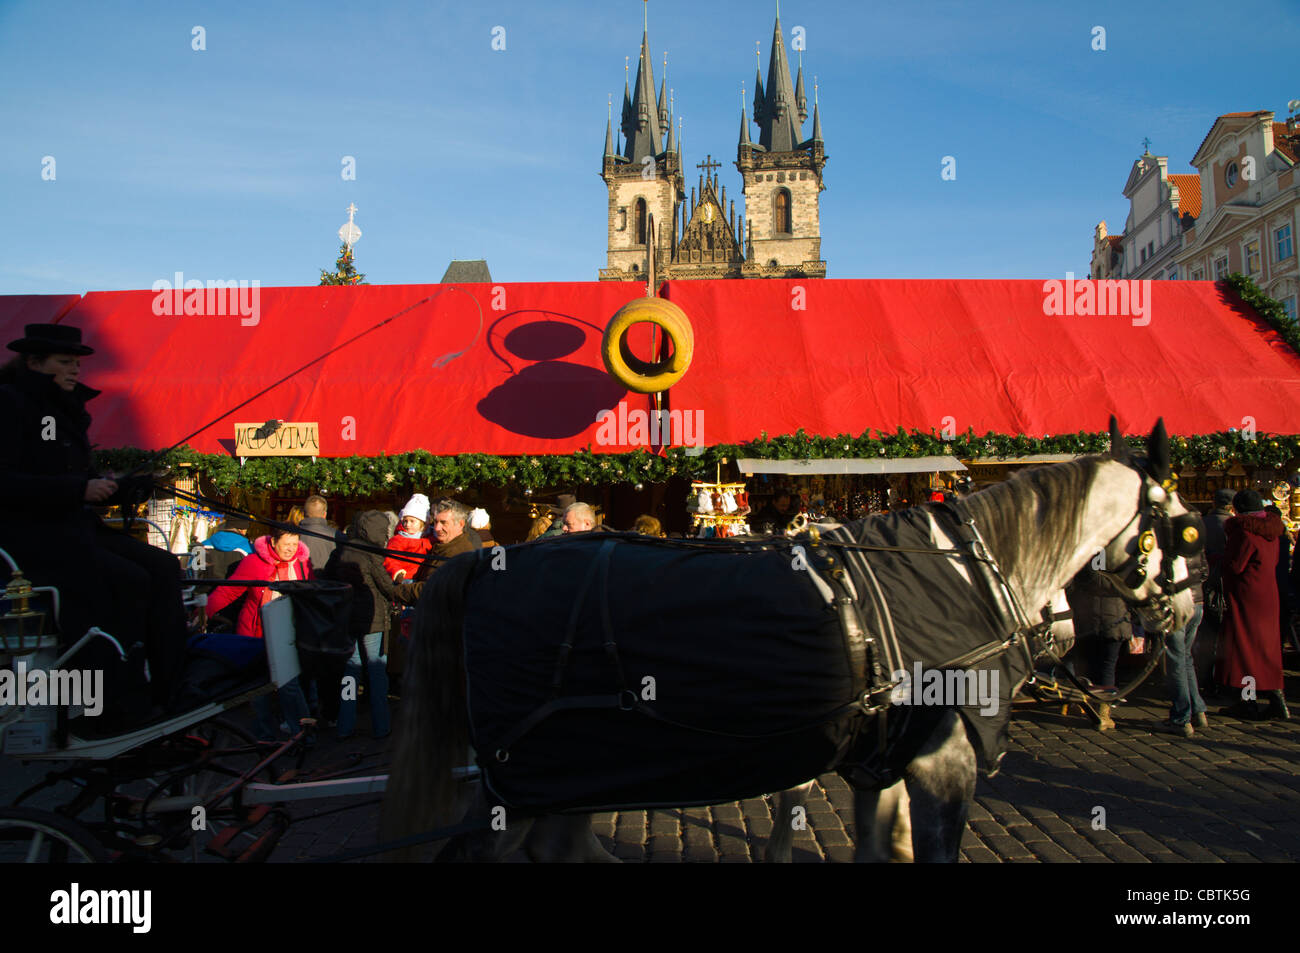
top-left (677, 175), bottom-right (743, 265)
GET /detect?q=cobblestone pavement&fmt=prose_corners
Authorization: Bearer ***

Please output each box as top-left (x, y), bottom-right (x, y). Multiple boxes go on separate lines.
top-left (7, 675), bottom-right (1299, 863)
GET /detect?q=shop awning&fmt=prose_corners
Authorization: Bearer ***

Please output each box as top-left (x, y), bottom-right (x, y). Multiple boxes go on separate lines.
top-left (738, 456), bottom-right (966, 475)
top-left (965, 454), bottom-right (1082, 464)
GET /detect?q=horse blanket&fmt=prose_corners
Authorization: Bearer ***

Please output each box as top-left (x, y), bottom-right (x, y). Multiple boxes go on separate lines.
top-left (462, 514), bottom-right (1028, 814)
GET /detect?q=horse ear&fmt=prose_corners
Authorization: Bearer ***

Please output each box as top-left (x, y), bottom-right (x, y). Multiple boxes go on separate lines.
top-left (1108, 415), bottom-right (1133, 462)
top-left (1147, 418), bottom-right (1172, 483)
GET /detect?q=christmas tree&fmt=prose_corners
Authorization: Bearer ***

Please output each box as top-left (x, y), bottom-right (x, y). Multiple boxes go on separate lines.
top-left (319, 242), bottom-right (367, 285)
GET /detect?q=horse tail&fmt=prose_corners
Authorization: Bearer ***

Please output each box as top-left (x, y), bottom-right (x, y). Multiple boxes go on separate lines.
top-left (380, 552), bottom-right (479, 860)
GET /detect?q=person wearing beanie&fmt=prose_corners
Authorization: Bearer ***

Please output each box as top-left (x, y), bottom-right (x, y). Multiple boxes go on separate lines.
top-left (1220, 489), bottom-right (1289, 720)
top-left (384, 493), bottom-right (433, 580)
top-left (469, 507), bottom-right (495, 548)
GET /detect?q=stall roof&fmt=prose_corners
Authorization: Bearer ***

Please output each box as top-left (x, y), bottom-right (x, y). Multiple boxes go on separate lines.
top-left (662, 279), bottom-right (1300, 441)
top-left (738, 456), bottom-right (966, 475)
top-left (31, 277), bottom-right (1300, 456)
top-left (0, 294), bottom-right (82, 344)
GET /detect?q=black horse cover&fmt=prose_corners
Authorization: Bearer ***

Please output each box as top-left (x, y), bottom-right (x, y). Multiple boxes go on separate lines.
top-left (463, 515), bottom-right (1027, 815)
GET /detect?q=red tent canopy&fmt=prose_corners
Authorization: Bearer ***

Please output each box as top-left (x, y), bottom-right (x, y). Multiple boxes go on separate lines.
top-left (30, 277), bottom-right (1300, 456)
top-left (62, 282), bottom-right (653, 455)
top-left (663, 278), bottom-right (1300, 440)
top-left (0, 294), bottom-right (82, 348)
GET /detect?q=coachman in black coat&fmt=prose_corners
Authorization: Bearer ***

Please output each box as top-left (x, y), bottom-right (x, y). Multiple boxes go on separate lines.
top-left (0, 324), bottom-right (188, 715)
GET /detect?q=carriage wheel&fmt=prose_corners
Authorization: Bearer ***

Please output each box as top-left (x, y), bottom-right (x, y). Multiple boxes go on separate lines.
top-left (0, 807), bottom-right (109, 863)
top-left (109, 718), bottom-right (281, 861)
top-left (150, 718), bottom-right (282, 860)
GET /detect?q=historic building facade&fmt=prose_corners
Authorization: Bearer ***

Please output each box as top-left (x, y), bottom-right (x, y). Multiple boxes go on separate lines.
top-left (599, 10), bottom-right (826, 283)
top-left (1090, 151), bottom-right (1201, 281)
top-left (1091, 108), bottom-right (1299, 320)
top-left (1174, 110), bottom-right (1300, 319)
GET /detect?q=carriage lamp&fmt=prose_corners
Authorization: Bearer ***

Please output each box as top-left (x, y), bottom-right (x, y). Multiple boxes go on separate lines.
top-left (1, 572), bottom-right (48, 657)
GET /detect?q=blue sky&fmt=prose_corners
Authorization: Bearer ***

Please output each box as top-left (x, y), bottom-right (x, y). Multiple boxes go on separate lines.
top-left (3, 0), bottom-right (1297, 293)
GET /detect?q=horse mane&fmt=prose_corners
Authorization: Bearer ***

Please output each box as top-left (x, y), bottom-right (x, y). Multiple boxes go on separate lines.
top-left (959, 454), bottom-right (1107, 587)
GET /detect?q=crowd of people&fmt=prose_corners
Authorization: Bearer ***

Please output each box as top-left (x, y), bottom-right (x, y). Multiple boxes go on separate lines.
top-left (194, 491), bottom-right (671, 740)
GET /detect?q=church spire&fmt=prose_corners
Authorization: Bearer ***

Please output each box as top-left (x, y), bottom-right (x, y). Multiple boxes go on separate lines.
top-left (794, 52), bottom-right (808, 125)
top-left (658, 53), bottom-right (670, 137)
top-left (621, 18), bottom-right (663, 163)
top-left (810, 76), bottom-right (822, 143)
top-left (758, 8), bottom-right (802, 152)
top-left (604, 96), bottom-right (615, 158)
top-left (752, 41), bottom-right (766, 128)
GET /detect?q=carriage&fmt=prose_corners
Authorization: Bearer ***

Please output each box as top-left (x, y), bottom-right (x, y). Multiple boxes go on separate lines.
top-left (3, 420), bottom-right (1201, 863)
top-left (0, 546), bottom-right (455, 863)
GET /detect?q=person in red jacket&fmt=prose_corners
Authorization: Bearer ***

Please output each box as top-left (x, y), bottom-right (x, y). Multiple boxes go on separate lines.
top-left (206, 530), bottom-right (314, 637)
top-left (205, 528), bottom-right (314, 739)
top-left (1220, 490), bottom-right (1289, 720)
top-left (384, 493), bottom-right (433, 580)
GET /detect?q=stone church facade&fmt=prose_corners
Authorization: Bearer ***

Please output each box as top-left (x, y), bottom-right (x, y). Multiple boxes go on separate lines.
top-left (598, 10), bottom-right (826, 283)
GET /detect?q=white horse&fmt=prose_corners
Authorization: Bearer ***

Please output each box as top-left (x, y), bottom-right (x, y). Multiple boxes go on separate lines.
top-left (383, 419), bottom-right (1198, 862)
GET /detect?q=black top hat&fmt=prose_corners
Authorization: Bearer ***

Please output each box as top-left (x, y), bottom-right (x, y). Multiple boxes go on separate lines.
top-left (7, 324), bottom-right (94, 356)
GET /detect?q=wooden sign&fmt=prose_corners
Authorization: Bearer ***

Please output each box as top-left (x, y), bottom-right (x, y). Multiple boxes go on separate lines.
top-left (234, 421), bottom-right (320, 457)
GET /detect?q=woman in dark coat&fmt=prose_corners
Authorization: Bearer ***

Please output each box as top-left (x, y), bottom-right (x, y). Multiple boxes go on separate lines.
top-left (1220, 490), bottom-right (1288, 719)
top-left (0, 324), bottom-right (186, 715)
top-left (332, 510), bottom-right (403, 738)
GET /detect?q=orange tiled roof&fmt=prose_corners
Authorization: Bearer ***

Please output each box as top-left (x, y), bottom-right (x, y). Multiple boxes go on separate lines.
top-left (1273, 122), bottom-right (1299, 163)
top-left (1106, 235), bottom-right (1122, 248)
top-left (1168, 174), bottom-right (1202, 218)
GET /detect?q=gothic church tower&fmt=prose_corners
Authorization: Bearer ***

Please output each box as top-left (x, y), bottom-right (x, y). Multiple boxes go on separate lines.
top-left (736, 9), bottom-right (826, 277)
top-left (598, 14), bottom-right (684, 282)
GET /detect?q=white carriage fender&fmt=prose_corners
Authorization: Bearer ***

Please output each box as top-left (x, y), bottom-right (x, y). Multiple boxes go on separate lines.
top-left (240, 765), bottom-right (480, 805)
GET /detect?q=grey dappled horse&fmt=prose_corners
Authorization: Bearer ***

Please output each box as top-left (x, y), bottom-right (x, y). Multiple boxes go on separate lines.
top-left (383, 420), bottom-right (1197, 862)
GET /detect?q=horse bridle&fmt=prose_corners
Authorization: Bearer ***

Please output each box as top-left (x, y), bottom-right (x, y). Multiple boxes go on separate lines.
top-left (1093, 463), bottom-right (1203, 634)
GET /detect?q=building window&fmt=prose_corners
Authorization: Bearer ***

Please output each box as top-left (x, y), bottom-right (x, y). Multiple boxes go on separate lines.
top-left (1225, 162), bottom-right (1239, 188)
top-left (774, 189), bottom-right (792, 235)
top-left (1282, 296), bottom-right (1297, 321)
top-left (634, 199), bottom-right (647, 245)
top-left (1191, 267), bottom-right (1204, 280)
top-left (1167, 267), bottom-right (1178, 280)
top-left (1214, 256), bottom-right (1228, 279)
top-left (1147, 240), bottom-right (1155, 258)
top-left (1277, 224), bottom-right (1294, 262)
top-left (1245, 239), bottom-right (1260, 275)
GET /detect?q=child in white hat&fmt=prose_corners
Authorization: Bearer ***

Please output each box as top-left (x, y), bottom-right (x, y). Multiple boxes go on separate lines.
top-left (384, 493), bottom-right (433, 580)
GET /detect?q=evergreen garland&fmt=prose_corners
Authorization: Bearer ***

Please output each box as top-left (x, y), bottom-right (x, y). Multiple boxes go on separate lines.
top-left (93, 426), bottom-right (1300, 494)
top-left (1222, 272), bottom-right (1300, 358)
